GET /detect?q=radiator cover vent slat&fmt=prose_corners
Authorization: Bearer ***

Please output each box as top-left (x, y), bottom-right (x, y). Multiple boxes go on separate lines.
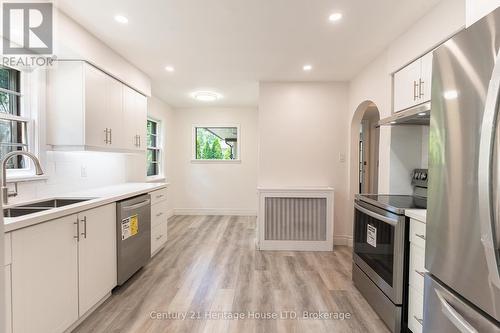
top-left (264, 197), bottom-right (327, 241)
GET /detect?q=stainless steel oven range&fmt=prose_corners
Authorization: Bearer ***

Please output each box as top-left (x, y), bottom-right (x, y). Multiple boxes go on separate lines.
top-left (352, 169), bottom-right (427, 333)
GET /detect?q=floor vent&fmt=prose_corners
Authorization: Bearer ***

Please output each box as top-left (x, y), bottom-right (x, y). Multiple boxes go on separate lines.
top-left (257, 187), bottom-right (334, 251)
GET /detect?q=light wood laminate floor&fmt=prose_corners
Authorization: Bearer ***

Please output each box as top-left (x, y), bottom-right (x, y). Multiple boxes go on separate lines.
top-left (74, 215), bottom-right (389, 333)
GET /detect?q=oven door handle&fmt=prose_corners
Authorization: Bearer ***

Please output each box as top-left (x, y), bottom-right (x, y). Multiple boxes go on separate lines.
top-left (354, 203), bottom-right (398, 227)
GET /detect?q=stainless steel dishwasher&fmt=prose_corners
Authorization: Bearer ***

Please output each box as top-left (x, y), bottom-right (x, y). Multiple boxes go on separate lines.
top-left (116, 194), bottom-right (151, 285)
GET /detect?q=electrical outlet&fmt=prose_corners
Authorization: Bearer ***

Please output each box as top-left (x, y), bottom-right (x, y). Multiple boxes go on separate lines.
top-left (339, 153), bottom-right (346, 163)
top-left (80, 165), bottom-right (87, 178)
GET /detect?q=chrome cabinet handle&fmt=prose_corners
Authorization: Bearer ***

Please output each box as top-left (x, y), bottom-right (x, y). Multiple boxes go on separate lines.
top-left (138, 135), bottom-right (141, 147)
top-left (109, 129), bottom-right (112, 144)
top-left (413, 315), bottom-right (423, 326)
top-left (104, 128), bottom-right (108, 144)
top-left (156, 234), bottom-right (163, 241)
top-left (415, 233), bottom-right (426, 240)
top-left (81, 216), bottom-right (87, 239)
top-left (413, 80), bottom-right (419, 100)
top-left (156, 194), bottom-right (164, 199)
top-left (74, 218), bottom-right (80, 241)
top-left (156, 212), bottom-right (163, 217)
top-left (419, 79), bottom-right (425, 98)
top-left (415, 270), bottom-right (425, 277)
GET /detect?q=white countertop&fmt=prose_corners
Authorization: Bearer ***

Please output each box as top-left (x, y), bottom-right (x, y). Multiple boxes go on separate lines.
top-left (4, 182), bottom-right (168, 233)
top-left (405, 209), bottom-right (426, 223)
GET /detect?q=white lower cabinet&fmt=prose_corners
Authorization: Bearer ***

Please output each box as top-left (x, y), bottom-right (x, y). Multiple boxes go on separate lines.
top-left (10, 204), bottom-right (117, 333)
top-left (11, 215), bottom-right (79, 333)
top-left (408, 218), bottom-right (426, 333)
top-left (77, 204), bottom-right (117, 315)
top-left (150, 189), bottom-right (168, 256)
top-left (5, 264), bottom-right (12, 333)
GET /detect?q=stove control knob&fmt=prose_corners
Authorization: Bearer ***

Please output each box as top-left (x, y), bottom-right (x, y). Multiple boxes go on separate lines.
top-left (421, 173), bottom-right (427, 180)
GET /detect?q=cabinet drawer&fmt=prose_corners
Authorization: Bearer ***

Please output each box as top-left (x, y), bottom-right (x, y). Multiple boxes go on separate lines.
top-left (5, 232), bottom-right (11, 265)
top-left (410, 218), bottom-right (426, 248)
top-left (408, 286), bottom-right (424, 333)
top-left (150, 188), bottom-right (167, 205)
top-left (151, 201), bottom-right (168, 228)
top-left (151, 222), bottom-right (167, 255)
top-left (409, 243), bottom-right (426, 292)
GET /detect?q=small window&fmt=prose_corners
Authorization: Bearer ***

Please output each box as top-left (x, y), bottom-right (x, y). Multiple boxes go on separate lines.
top-left (147, 119), bottom-right (161, 177)
top-left (194, 126), bottom-right (239, 160)
top-left (0, 66), bottom-right (29, 169)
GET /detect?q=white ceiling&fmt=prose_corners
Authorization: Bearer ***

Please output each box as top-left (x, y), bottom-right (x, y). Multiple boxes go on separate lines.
top-left (57, 0), bottom-right (442, 108)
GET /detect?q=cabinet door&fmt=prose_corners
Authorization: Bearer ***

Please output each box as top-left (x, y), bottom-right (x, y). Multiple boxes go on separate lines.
top-left (5, 265), bottom-right (11, 333)
top-left (419, 52), bottom-right (433, 102)
top-left (105, 76), bottom-right (124, 149)
top-left (135, 93), bottom-right (148, 150)
top-left (393, 59), bottom-right (421, 112)
top-left (122, 85), bottom-right (139, 150)
top-left (78, 204), bottom-right (117, 315)
top-left (11, 216), bottom-right (79, 333)
top-left (84, 64), bottom-right (108, 148)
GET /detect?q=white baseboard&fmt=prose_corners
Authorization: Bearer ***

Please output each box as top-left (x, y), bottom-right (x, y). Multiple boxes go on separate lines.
top-left (333, 235), bottom-right (353, 247)
top-left (173, 208), bottom-right (257, 216)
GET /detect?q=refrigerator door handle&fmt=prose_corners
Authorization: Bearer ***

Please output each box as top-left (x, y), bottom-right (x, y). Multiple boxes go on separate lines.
top-left (478, 48), bottom-right (500, 290)
top-left (435, 289), bottom-right (478, 333)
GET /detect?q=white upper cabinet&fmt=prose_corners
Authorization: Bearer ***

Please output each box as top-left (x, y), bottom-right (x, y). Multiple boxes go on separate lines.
top-left (123, 85), bottom-right (148, 151)
top-left (393, 52), bottom-right (433, 113)
top-left (47, 61), bottom-right (147, 152)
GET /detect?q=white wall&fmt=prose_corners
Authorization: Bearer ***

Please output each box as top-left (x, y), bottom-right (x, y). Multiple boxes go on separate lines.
top-left (258, 82), bottom-right (350, 242)
top-left (54, 9), bottom-right (151, 96)
top-left (466, 0), bottom-right (500, 27)
top-left (171, 107), bottom-right (258, 215)
top-left (345, 0), bottom-right (466, 241)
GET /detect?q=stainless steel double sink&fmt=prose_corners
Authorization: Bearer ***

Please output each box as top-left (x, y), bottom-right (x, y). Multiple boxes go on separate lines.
top-left (4, 198), bottom-right (92, 218)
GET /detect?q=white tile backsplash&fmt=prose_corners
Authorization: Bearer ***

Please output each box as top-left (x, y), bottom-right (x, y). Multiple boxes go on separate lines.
top-left (8, 151), bottom-right (144, 204)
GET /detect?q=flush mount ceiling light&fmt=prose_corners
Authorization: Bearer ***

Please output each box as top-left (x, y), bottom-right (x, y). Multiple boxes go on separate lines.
top-left (303, 64), bottom-right (313, 71)
top-left (418, 112), bottom-right (427, 116)
top-left (328, 12), bottom-right (343, 22)
top-left (192, 91), bottom-right (222, 102)
top-left (165, 65), bottom-right (175, 72)
top-left (114, 15), bottom-right (128, 24)
top-left (443, 90), bottom-right (458, 100)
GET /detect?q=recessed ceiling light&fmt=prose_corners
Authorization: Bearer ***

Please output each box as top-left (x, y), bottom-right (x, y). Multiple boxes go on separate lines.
top-left (328, 12), bottom-right (343, 22)
top-left (114, 15), bottom-right (128, 24)
top-left (390, 121), bottom-right (397, 124)
top-left (192, 91), bottom-right (222, 102)
top-left (418, 112), bottom-right (427, 116)
top-left (165, 65), bottom-right (175, 72)
top-left (443, 90), bottom-right (458, 100)
top-left (303, 64), bottom-right (313, 71)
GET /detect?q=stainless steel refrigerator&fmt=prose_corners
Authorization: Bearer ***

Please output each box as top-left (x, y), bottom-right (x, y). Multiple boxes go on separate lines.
top-left (424, 7), bottom-right (500, 333)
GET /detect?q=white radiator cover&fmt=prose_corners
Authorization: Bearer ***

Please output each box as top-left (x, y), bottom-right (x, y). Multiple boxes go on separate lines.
top-left (257, 187), bottom-right (334, 251)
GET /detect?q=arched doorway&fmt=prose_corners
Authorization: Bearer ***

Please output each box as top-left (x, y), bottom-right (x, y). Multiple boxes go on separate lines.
top-left (349, 101), bottom-right (380, 197)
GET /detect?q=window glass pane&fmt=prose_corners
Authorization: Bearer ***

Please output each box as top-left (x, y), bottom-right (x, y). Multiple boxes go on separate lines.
top-left (147, 134), bottom-right (157, 147)
top-left (0, 66), bottom-right (18, 91)
top-left (0, 119), bottom-right (28, 169)
top-left (147, 162), bottom-right (158, 177)
top-left (195, 127), bottom-right (237, 160)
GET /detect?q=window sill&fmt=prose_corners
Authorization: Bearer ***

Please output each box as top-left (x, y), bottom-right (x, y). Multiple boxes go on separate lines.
top-left (146, 175), bottom-right (166, 183)
top-left (191, 159), bottom-right (241, 164)
top-left (6, 174), bottom-right (48, 183)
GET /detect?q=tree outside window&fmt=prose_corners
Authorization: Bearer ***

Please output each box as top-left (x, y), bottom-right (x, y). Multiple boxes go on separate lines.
top-left (195, 126), bottom-right (238, 160)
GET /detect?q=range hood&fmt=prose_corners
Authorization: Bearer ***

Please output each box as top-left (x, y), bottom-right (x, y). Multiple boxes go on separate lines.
top-left (377, 102), bottom-right (430, 127)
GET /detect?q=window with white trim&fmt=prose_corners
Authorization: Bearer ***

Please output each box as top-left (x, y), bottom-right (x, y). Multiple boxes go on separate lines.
top-left (147, 118), bottom-right (161, 177)
top-left (0, 65), bottom-right (30, 170)
top-left (193, 126), bottom-right (239, 161)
